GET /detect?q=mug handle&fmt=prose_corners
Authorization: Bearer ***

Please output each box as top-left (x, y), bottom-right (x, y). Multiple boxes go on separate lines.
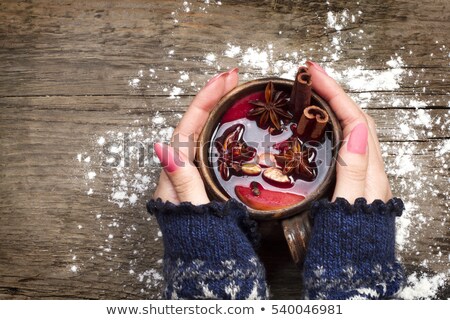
top-left (281, 212), bottom-right (311, 267)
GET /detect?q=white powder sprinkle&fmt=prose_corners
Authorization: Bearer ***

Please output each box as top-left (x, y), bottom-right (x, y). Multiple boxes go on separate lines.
top-left (386, 56), bottom-right (404, 68)
top-left (387, 147), bottom-right (416, 176)
top-left (326, 9), bottom-right (351, 31)
top-left (70, 265), bottom-right (78, 273)
top-left (137, 269), bottom-right (163, 288)
top-left (112, 191), bottom-right (126, 201)
top-left (129, 78), bottom-right (140, 88)
top-left (169, 86), bottom-right (183, 99)
top-left (436, 140), bottom-right (450, 156)
top-left (205, 53), bottom-right (216, 63)
top-left (241, 47), bottom-right (270, 75)
top-left (398, 272), bottom-right (446, 299)
top-left (179, 72), bottom-right (189, 82)
top-left (327, 65), bottom-right (404, 91)
top-left (79, 118), bottom-right (176, 208)
top-left (129, 193), bottom-right (138, 205)
top-left (414, 109), bottom-right (432, 128)
top-left (152, 112), bottom-right (165, 125)
top-left (97, 137), bottom-right (105, 145)
top-left (399, 123), bottom-right (410, 135)
top-left (225, 44), bottom-right (241, 58)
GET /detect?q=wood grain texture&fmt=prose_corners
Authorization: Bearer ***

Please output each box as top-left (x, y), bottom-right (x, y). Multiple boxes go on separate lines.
top-left (0, 0), bottom-right (449, 299)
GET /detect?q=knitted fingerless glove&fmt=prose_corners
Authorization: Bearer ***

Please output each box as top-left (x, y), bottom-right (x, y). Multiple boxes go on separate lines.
top-left (303, 197), bottom-right (405, 300)
top-left (147, 198), bottom-right (268, 300)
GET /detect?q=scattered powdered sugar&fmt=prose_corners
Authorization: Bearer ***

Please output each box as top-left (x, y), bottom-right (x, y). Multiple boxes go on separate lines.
top-left (138, 269), bottom-right (164, 294)
top-left (169, 86), bottom-right (184, 99)
top-left (241, 47), bottom-right (271, 75)
top-left (129, 78), bottom-right (140, 88)
top-left (79, 117), bottom-right (175, 208)
top-left (328, 63), bottom-right (405, 91)
top-left (326, 9), bottom-right (354, 31)
top-left (97, 136), bottom-right (105, 145)
top-left (398, 272), bottom-right (447, 299)
top-left (152, 112), bottom-right (165, 125)
top-left (205, 52), bottom-right (217, 64)
top-left (436, 140), bottom-right (450, 156)
top-left (387, 145), bottom-right (416, 176)
top-left (224, 44), bottom-right (241, 58)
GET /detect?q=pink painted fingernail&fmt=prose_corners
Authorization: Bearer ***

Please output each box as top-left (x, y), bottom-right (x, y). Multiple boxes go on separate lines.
top-left (347, 123), bottom-right (368, 154)
top-left (306, 60), bottom-right (328, 76)
top-left (227, 67), bottom-right (239, 75)
top-left (205, 71), bottom-right (227, 87)
top-left (154, 143), bottom-right (180, 173)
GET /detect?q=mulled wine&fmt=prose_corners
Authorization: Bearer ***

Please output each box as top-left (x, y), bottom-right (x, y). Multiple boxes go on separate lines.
top-left (208, 68), bottom-right (334, 211)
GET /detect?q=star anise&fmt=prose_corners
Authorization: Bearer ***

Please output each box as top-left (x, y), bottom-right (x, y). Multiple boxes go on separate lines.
top-left (274, 137), bottom-right (317, 181)
top-left (216, 124), bottom-right (256, 180)
top-left (248, 81), bottom-right (292, 131)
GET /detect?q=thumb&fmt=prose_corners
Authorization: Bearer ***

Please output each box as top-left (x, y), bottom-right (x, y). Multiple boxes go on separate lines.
top-left (332, 123), bottom-right (369, 203)
top-left (154, 143), bottom-right (209, 205)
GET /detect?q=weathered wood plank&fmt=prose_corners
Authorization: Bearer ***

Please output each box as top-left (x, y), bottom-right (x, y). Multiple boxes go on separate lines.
top-left (1, 96), bottom-right (448, 142)
top-left (0, 0), bottom-right (448, 96)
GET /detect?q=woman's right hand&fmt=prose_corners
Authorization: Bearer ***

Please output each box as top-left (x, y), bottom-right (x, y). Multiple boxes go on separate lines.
top-left (306, 61), bottom-right (392, 204)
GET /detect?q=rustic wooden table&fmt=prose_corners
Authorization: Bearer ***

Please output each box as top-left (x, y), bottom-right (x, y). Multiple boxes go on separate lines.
top-left (0, 0), bottom-right (448, 299)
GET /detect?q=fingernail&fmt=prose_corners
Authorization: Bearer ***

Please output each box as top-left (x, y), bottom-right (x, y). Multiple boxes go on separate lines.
top-left (347, 123), bottom-right (368, 154)
top-left (154, 143), bottom-right (180, 172)
top-left (306, 60), bottom-right (328, 76)
top-left (227, 67), bottom-right (239, 75)
top-left (205, 71), bottom-right (227, 87)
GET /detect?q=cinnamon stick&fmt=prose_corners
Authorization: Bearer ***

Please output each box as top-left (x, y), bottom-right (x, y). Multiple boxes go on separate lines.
top-left (290, 66), bottom-right (312, 118)
top-left (297, 106), bottom-right (329, 140)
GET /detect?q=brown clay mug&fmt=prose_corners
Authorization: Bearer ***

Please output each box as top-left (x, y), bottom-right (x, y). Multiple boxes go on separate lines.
top-left (197, 78), bottom-right (342, 267)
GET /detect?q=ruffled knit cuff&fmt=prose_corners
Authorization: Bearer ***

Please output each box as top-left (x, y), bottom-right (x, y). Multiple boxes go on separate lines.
top-left (310, 197), bottom-right (405, 219)
top-left (147, 198), bottom-right (261, 254)
top-left (147, 198), bottom-right (267, 300)
top-left (303, 197), bottom-right (405, 300)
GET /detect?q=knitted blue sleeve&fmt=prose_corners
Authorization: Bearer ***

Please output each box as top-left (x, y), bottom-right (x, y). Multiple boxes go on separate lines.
top-left (303, 197), bottom-right (405, 300)
top-left (146, 198), bottom-right (268, 300)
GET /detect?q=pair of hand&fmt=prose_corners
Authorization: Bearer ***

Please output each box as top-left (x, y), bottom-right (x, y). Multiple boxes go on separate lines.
top-left (153, 62), bottom-right (392, 205)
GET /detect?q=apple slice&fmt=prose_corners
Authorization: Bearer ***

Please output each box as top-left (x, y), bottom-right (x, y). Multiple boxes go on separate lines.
top-left (220, 100), bottom-right (253, 123)
top-left (221, 92), bottom-right (265, 123)
top-left (235, 183), bottom-right (305, 211)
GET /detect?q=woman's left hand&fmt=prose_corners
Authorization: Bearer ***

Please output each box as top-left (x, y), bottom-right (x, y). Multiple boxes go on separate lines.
top-left (152, 68), bottom-right (239, 205)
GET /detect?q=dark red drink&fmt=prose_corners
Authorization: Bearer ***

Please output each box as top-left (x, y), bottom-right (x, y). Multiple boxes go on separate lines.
top-left (209, 85), bottom-right (333, 211)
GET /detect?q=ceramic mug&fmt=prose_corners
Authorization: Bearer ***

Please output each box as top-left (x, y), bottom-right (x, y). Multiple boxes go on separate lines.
top-left (197, 78), bottom-right (342, 266)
